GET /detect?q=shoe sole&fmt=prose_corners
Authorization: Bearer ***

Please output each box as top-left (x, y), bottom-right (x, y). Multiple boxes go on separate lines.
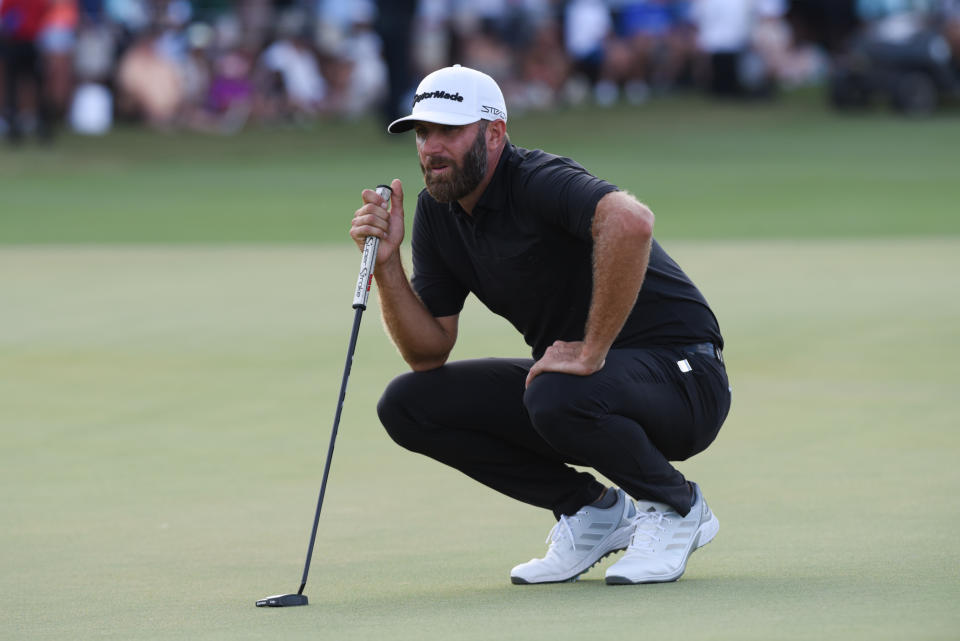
top-left (605, 513), bottom-right (719, 585)
top-left (510, 525), bottom-right (633, 585)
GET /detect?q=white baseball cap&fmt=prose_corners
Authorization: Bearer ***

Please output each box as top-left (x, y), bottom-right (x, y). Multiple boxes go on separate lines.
top-left (387, 65), bottom-right (507, 134)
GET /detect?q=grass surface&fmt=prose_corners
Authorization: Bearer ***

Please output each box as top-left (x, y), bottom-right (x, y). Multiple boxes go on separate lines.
top-left (3, 243), bottom-right (958, 640)
top-left (2, 93), bottom-right (959, 243)
top-left (1, 95), bottom-right (959, 639)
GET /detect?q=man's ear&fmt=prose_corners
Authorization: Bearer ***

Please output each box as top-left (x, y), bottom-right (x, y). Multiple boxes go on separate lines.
top-left (487, 119), bottom-right (507, 148)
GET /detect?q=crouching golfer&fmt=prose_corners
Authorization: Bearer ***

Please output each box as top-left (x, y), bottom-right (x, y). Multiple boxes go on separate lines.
top-left (350, 65), bottom-right (731, 584)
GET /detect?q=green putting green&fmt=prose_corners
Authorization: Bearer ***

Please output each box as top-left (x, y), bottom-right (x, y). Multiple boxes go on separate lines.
top-left (2, 241), bottom-right (957, 640)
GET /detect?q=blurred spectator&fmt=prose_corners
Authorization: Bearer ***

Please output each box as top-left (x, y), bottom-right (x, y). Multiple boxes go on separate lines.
top-left (452, 6), bottom-right (514, 81)
top-left (657, 2), bottom-right (699, 92)
top-left (944, 0), bottom-right (960, 60)
top-left (9, 0), bottom-right (941, 138)
top-left (322, 6), bottom-right (387, 118)
top-left (516, 13), bottom-right (568, 109)
top-left (39, 0), bottom-right (78, 119)
top-left (788, 0), bottom-right (858, 53)
top-left (258, 9), bottom-right (326, 121)
top-left (574, 1), bottom-right (699, 106)
top-left (690, 0), bottom-right (754, 96)
top-left (72, 13), bottom-right (115, 83)
top-left (827, 0), bottom-right (957, 115)
top-left (180, 22), bottom-right (213, 125)
top-left (237, 0), bottom-right (273, 50)
top-left (205, 47), bottom-right (254, 132)
top-left (750, 0), bottom-right (827, 89)
top-left (377, 0), bottom-right (417, 126)
top-left (116, 28), bottom-right (182, 127)
top-left (1, 0), bottom-right (55, 142)
top-left (615, 0), bottom-right (674, 102)
top-left (68, 2), bottom-right (115, 135)
top-left (105, 0), bottom-right (151, 33)
top-left (564, 0), bottom-right (612, 95)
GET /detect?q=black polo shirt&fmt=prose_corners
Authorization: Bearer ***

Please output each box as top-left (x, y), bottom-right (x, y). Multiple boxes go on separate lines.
top-left (410, 143), bottom-right (722, 359)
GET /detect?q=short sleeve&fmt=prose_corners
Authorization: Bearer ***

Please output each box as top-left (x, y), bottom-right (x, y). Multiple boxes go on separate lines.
top-left (518, 155), bottom-right (619, 241)
top-left (410, 198), bottom-right (469, 318)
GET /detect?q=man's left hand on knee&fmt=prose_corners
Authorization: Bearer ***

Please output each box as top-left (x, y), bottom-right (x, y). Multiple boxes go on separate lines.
top-left (525, 340), bottom-right (606, 388)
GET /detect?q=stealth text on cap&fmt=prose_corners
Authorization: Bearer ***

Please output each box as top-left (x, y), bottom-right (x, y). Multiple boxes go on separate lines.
top-left (481, 105), bottom-right (505, 119)
top-left (414, 90), bottom-right (464, 105)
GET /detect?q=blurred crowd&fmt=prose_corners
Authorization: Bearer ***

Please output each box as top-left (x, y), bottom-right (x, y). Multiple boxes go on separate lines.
top-left (1, 0), bottom-right (959, 141)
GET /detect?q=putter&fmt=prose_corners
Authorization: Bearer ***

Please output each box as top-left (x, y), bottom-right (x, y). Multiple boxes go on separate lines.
top-left (256, 184), bottom-right (392, 608)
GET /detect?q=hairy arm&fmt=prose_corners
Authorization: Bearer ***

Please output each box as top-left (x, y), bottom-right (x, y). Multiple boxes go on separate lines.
top-left (581, 190), bottom-right (654, 364)
top-left (350, 179), bottom-right (457, 371)
top-left (375, 253), bottom-right (458, 371)
top-left (526, 190), bottom-right (653, 386)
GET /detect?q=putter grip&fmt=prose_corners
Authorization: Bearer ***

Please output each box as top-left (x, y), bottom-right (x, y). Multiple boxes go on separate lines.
top-left (352, 184), bottom-right (392, 309)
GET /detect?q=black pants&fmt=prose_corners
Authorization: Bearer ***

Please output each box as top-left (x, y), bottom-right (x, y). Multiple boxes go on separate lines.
top-left (1, 39), bottom-right (51, 141)
top-left (375, 0), bottom-right (416, 126)
top-left (709, 52), bottom-right (743, 97)
top-left (377, 346), bottom-right (730, 519)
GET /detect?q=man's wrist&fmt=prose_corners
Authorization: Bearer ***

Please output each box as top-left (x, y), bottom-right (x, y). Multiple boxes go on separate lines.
top-left (375, 252), bottom-right (404, 282)
top-left (579, 343), bottom-right (608, 370)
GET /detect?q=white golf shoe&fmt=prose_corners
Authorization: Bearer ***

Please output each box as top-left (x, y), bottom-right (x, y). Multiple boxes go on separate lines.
top-left (605, 482), bottom-right (718, 584)
top-left (511, 488), bottom-right (636, 584)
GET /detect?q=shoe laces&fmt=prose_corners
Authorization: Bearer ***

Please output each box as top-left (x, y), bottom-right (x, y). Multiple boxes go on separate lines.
top-left (546, 511), bottom-right (583, 552)
top-left (628, 509), bottom-right (669, 553)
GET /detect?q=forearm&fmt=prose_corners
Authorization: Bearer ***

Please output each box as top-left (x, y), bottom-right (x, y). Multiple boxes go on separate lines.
top-left (582, 192), bottom-right (654, 364)
top-left (375, 253), bottom-right (456, 371)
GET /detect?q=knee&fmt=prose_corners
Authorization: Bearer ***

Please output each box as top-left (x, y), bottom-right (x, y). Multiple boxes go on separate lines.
top-left (376, 371), bottom-right (430, 452)
top-left (523, 374), bottom-right (603, 442)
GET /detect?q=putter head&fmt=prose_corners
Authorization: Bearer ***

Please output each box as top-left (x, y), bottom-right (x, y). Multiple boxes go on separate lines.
top-left (255, 593), bottom-right (308, 607)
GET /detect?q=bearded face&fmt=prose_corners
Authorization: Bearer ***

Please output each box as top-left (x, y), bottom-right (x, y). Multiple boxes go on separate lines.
top-left (419, 122), bottom-right (488, 203)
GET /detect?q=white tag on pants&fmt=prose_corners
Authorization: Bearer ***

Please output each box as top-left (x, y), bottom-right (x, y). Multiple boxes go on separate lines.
top-left (677, 359), bottom-right (692, 373)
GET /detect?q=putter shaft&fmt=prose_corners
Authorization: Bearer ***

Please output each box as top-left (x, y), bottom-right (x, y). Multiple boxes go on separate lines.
top-left (294, 184), bottom-right (393, 599)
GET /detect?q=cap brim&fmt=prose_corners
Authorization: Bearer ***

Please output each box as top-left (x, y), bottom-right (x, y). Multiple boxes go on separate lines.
top-left (387, 111), bottom-right (480, 134)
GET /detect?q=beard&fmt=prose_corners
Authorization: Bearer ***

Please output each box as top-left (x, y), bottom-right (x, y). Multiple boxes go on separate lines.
top-left (420, 123), bottom-right (488, 203)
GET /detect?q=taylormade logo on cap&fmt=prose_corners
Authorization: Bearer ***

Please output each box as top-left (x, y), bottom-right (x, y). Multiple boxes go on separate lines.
top-left (388, 65), bottom-right (507, 134)
top-left (413, 90), bottom-right (464, 105)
